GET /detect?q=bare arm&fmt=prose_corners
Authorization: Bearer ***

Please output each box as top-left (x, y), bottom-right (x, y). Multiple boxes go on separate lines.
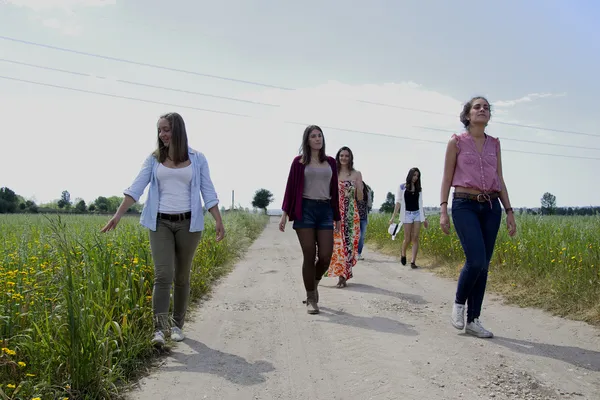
top-left (101, 194), bottom-right (137, 232)
top-left (355, 171), bottom-right (364, 201)
top-left (440, 138), bottom-right (458, 214)
top-left (391, 202), bottom-right (401, 219)
top-left (496, 141), bottom-right (512, 211)
top-left (390, 185), bottom-right (402, 221)
top-left (115, 195), bottom-right (137, 217)
top-left (208, 204), bottom-right (223, 224)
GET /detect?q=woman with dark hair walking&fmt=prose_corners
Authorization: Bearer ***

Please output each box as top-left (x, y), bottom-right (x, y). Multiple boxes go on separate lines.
top-left (326, 146), bottom-right (363, 288)
top-left (101, 112), bottom-right (225, 346)
top-left (439, 96), bottom-right (516, 338)
top-left (389, 167), bottom-right (428, 269)
top-left (280, 125), bottom-right (341, 314)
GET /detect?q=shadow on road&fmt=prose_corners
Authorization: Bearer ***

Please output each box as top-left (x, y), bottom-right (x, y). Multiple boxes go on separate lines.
top-left (493, 336), bottom-right (600, 372)
top-left (318, 306), bottom-right (419, 336)
top-left (339, 282), bottom-right (428, 305)
top-left (161, 338), bottom-right (275, 385)
top-left (362, 258), bottom-right (397, 265)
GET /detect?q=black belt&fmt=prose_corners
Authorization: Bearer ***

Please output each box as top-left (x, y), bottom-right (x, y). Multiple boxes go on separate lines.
top-left (454, 192), bottom-right (500, 202)
top-left (157, 211), bottom-right (192, 221)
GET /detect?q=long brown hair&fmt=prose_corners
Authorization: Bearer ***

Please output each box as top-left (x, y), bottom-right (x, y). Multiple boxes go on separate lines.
top-left (405, 167), bottom-right (422, 192)
top-left (336, 146), bottom-right (354, 173)
top-left (299, 125), bottom-right (327, 164)
top-left (153, 112), bottom-right (190, 164)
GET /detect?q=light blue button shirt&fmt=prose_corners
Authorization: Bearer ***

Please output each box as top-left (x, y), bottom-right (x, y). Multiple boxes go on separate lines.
top-left (124, 147), bottom-right (219, 232)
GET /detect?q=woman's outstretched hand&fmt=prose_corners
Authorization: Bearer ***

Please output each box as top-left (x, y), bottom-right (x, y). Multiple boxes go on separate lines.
top-left (100, 215), bottom-right (121, 233)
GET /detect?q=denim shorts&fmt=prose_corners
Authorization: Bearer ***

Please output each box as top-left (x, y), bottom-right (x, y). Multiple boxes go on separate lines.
top-left (292, 198), bottom-right (334, 230)
top-left (405, 210), bottom-right (422, 223)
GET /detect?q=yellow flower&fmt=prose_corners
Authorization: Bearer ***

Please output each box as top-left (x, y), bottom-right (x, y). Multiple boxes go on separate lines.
top-left (1, 347), bottom-right (16, 356)
top-left (32, 398), bottom-right (42, 400)
top-left (7, 384), bottom-right (16, 389)
top-left (18, 361), bottom-right (26, 367)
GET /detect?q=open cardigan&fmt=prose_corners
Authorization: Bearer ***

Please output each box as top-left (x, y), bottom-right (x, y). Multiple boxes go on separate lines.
top-left (281, 155), bottom-right (341, 222)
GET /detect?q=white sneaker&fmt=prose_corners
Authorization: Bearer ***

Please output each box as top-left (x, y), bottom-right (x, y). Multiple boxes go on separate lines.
top-left (151, 330), bottom-right (165, 346)
top-left (466, 318), bottom-right (494, 338)
top-left (451, 303), bottom-right (466, 330)
top-left (358, 254), bottom-right (364, 260)
top-left (171, 326), bottom-right (185, 342)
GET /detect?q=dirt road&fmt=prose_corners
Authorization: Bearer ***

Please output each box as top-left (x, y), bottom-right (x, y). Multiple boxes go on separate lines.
top-left (128, 217), bottom-right (600, 400)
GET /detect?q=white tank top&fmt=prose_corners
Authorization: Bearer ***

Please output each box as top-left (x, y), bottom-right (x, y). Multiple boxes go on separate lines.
top-left (156, 162), bottom-right (193, 213)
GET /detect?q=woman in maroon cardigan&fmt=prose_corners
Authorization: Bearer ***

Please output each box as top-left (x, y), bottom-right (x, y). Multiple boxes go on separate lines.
top-left (279, 125), bottom-right (341, 314)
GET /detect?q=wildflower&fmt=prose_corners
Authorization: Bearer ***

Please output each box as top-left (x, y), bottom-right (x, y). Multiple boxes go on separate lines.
top-left (18, 361), bottom-right (26, 367)
top-left (1, 347), bottom-right (16, 356)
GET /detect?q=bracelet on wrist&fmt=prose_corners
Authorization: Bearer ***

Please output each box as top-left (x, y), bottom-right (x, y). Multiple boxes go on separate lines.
top-left (440, 201), bottom-right (448, 206)
top-left (505, 207), bottom-right (513, 214)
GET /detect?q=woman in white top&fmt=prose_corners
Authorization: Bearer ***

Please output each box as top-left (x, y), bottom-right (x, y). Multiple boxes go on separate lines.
top-left (101, 112), bottom-right (225, 347)
top-left (389, 167), bottom-right (428, 268)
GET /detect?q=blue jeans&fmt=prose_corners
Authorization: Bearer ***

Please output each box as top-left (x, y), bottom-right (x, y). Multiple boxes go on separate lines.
top-left (292, 198), bottom-right (334, 230)
top-left (358, 219), bottom-right (368, 254)
top-left (452, 196), bottom-right (502, 323)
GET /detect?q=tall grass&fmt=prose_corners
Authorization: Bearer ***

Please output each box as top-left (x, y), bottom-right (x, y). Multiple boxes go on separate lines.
top-left (0, 212), bottom-right (267, 399)
top-left (366, 213), bottom-right (600, 325)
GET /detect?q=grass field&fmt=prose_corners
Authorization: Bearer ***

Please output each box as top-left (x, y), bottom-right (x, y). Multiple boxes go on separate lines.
top-left (366, 213), bottom-right (600, 326)
top-left (0, 212), bottom-right (268, 400)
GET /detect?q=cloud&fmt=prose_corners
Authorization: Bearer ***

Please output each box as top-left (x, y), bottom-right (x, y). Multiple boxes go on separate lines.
top-left (243, 80), bottom-right (465, 136)
top-left (495, 92), bottom-right (566, 108)
top-left (6, 0), bottom-right (115, 12)
top-left (28, 15), bottom-right (83, 36)
top-left (0, 75), bottom-right (568, 209)
top-left (8, 0), bottom-right (115, 35)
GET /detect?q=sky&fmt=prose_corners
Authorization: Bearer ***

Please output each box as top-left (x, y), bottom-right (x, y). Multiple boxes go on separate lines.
top-left (1, 0), bottom-right (599, 210)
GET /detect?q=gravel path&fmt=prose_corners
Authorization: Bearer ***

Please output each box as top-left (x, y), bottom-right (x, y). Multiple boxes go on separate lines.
top-left (127, 217), bottom-right (600, 400)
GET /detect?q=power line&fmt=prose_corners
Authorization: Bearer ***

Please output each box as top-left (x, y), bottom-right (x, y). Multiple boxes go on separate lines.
top-left (0, 75), bottom-right (253, 118)
top-left (0, 35), bottom-right (294, 91)
top-left (0, 58), bottom-right (279, 107)
top-left (2, 74), bottom-right (598, 162)
top-left (1, 57), bottom-right (597, 152)
top-left (2, 34), bottom-right (598, 139)
top-left (415, 126), bottom-right (600, 151)
top-left (361, 101), bottom-right (600, 138)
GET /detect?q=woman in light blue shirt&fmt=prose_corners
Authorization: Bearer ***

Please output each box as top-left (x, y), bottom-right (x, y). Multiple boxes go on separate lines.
top-left (101, 112), bottom-right (225, 347)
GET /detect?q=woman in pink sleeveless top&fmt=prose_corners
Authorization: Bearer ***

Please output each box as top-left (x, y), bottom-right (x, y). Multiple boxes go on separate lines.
top-left (439, 96), bottom-right (517, 339)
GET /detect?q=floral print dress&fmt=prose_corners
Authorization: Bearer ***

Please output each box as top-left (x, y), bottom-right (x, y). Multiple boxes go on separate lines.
top-left (326, 179), bottom-right (360, 282)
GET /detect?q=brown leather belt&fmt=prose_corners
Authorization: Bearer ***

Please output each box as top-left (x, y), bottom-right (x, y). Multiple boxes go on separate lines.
top-left (157, 211), bottom-right (192, 221)
top-left (453, 192), bottom-right (500, 202)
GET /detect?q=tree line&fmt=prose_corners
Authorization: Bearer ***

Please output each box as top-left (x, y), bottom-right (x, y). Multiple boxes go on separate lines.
top-left (0, 187), bottom-right (143, 215)
top-left (378, 191), bottom-right (600, 216)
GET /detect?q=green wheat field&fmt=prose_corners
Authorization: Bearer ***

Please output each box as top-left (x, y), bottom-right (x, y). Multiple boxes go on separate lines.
top-left (366, 213), bottom-right (600, 327)
top-left (0, 213), bottom-right (268, 400)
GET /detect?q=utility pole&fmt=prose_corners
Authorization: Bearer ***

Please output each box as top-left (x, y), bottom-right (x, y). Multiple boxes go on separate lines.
top-left (231, 190), bottom-right (234, 211)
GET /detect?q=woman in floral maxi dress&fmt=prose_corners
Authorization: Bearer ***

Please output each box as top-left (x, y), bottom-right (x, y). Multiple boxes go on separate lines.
top-left (326, 146), bottom-right (363, 287)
